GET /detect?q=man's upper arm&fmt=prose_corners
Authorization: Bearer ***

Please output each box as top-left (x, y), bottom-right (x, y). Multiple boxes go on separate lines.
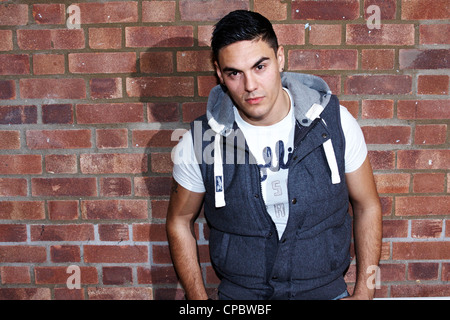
top-left (167, 178), bottom-right (205, 225)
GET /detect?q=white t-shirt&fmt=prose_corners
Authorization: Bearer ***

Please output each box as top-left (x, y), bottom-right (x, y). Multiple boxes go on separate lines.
top-left (172, 89), bottom-right (367, 238)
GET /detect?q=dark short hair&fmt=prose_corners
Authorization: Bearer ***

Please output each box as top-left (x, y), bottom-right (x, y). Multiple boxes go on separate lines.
top-left (211, 10), bottom-right (278, 63)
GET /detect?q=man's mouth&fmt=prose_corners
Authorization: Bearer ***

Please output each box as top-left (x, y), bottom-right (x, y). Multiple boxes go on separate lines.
top-left (245, 97), bottom-right (264, 105)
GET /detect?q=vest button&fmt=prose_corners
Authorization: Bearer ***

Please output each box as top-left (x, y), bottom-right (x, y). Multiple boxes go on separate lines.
top-left (272, 275), bottom-right (278, 280)
top-left (291, 198), bottom-right (297, 204)
top-left (322, 133), bottom-right (328, 139)
top-left (254, 194), bottom-right (259, 198)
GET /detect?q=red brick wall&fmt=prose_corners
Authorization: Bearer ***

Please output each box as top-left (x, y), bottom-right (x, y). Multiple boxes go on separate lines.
top-left (0, 0), bottom-right (448, 300)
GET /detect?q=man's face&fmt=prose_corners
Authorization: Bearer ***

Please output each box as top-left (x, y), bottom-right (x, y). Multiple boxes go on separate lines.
top-left (214, 39), bottom-right (286, 126)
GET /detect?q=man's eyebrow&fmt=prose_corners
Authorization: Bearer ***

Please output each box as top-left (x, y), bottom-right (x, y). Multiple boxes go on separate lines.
top-left (222, 57), bottom-right (270, 73)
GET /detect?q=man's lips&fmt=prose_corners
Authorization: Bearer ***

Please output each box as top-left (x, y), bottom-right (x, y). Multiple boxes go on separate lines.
top-left (245, 97), bottom-right (264, 105)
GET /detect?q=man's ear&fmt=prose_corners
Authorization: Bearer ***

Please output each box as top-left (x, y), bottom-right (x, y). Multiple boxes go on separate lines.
top-left (214, 61), bottom-right (224, 84)
top-left (277, 46), bottom-right (285, 72)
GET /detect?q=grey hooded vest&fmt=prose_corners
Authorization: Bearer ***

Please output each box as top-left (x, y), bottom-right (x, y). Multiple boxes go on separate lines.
top-left (191, 72), bottom-right (352, 300)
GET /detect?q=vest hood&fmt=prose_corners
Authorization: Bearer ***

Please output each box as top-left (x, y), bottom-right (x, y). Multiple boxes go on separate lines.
top-left (205, 72), bottom-right (339, 208)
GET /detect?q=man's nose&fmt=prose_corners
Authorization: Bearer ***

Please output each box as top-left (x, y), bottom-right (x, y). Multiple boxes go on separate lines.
top-left (244, 73), bottom-right (257, 92)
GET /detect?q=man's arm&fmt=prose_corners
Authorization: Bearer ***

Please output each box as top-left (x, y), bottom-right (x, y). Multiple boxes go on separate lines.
top-left (166, 178), bottom-right (207, 300)
top-left (344, 156), bottom-right (382, 300)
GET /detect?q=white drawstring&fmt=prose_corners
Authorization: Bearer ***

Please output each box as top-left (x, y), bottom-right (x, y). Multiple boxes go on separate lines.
top-left (323, 139), bottom-right (341, 184)
top-left (214, 133), bottom-right (226, 207)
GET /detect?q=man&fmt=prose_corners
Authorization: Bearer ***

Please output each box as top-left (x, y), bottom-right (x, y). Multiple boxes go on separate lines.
top-left (166, 10), bottom-right (382, 300)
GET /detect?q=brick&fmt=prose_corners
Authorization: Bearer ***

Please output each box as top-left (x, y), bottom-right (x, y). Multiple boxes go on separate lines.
top-left (153, 245), bottom-right (172, 264)
top-left (140, 52), bottom-right (173, 74)
top-left (309, 25), bottom-right (341, 45)
top-left (362, 126), bottom-right (411, 144)
top-left (31, 178), bottom-right (97, 197)
top-left (87, 287), bottom-right (152, 300)
top-left (444, 263), bottom-right (450, 281)
top-left (292, 0), bottom-right (359, 20)
top-left (400, 49), bottom-right (450, 69)
top-left (413, 173), bottom-right (446, 193)
top-left (151, 153), bottom-right (173, 173)
top-left (362, 100), bottom-right (394, 119)
top-left (361, 49), bottom-right (395, 70)
top-left (411, 220), bottom-right (443, 238)
top-left (177, 50), bottom-right (214, 72)
top-left (30, 224), bottom-right (94, 242)
top-left (134, 177), bottom-right (172, 197)
top-left (0, 178), bottom-right (27, 197)
top-left (48, 200), bottom-right (79, 220)
top-left (103, 266), bottom-right (132, 285)
top-left (0, 54), bottom-right (29, 75)
top-left (0, 288), bottom-right (50, 300)
top-left (345, 75), bottom-right (412, 95)
top-left (408, 263), bottom-right (439, 280)
top-left (0, 4), bottom-right (28, 25)
top-left (0, 105), bottom-right (37, 125)
top-left (198, 25), bottom-right (214, 47)
top-left (0, 201), bottom-right (45, 220)
top-left (74, 2), bottom-right (138, 23)
top-left (0, 80), bottom-right (15, 99)
top-left (32, 4), bottom-right (65, 24)
top-left (76, 103), bottom-right (143, 124)
top-left (20, 78), bottom-right (86, 99)
top-left (364, 0), bottom-right (396, 19)
top-left (90, 78), bottom-right (123, 100)
top-left (132, 130), bottom-right (178, 148)
top-left (288, 49), bottom-right (357, 70)
top-left (182, 102), bottom-right (207, 123)
top-left (80, 153), bottom-right (147, 174)
top-left (84, 245), bottom-right (148, 263)
top-left (397, 100), bottom-right (450, 120)
top-left (138, 266), bottom-right (178, 285)
top-left (33, 54), bottom-right (65, 75)
top-left (368, 150), bottom-right (395, 170)
top-left (45, 154), bottom-right (77, 174)
top-left (26, 130), bottom-right (91, 149)
top-left (0, 155), bottom-right (42, 175)
top-left (35, 266), bottom-right (97, 284)
top-left (0, 30), bottom-right (13, 51)
top-left (98, 224), bottom-right (129, 241)
top-left (17, 29), bottom-right (85, 50)
top-left (420, 24), bottom-right (450, 44)
top-left (393, 242), bottom-right (450, 260)
top-left (401, 0), bottom-right (450, 20)
top-left (417, 75), bottom-right (449, 95)
top-left (198, 75), bottom-right (218, 97)
top-left (126, 77), bottom-right (194, 97)
top-left (81, 200), bottom-right (148, 220)
top-left (96, 129), bottom-right (128, 149)
top-left (50, 245), bottom-right (81, 263)
top-left (0, 246), bottom-right (47, 263)
top-left (42, 104), bottom-right (73, 124)
top-left (0, 266), bottom-right (31, 284)
top-left (148, 103), bottom-right (179, 123)
top-left (346, 24), bottom-right (415, 45)
top-left (382, 220), bottom-right (408, 238)
top-left (69, 52), bottom-right (136, 74)
top-left (89, 28), bottom-right (122, 49)
top-left (397, 149), bottom-right (449, 169)
top-left (151, 200), bottom-right (169, 219)
top-left (273, 24), bottom-right (305, 46)
top-left (414, 124), bottom-right (447, 145)
top-left (0, 130), bottom-right (20, 149)
top-left (126, 26), bottom-right (194, 48)
top-left (142, 1), bottom-right (176, 22)
top-left (379, 264), bottom-right (406, 282)
top-left (100, 176), bottom-right (133, 197)
top-left (395, 196), bottom-right (449, 216)
top-left (255, 0), bottom-right (287, 20)
top-left (179, 0), bottom-right (248, 21)
top-left (0, 224), bottom-right (27, 242)
top-left (374, 173), bottom-right (410, 194)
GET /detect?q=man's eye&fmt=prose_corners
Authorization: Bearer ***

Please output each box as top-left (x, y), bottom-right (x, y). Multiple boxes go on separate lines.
top-left (256, 65), bottom-right (265, 70)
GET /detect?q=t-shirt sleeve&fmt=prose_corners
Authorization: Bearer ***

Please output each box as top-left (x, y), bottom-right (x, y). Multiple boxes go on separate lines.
top-left (172, 130), bottom-right (206, 193)
top-left (340, 106), bottom-right (368, 173)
